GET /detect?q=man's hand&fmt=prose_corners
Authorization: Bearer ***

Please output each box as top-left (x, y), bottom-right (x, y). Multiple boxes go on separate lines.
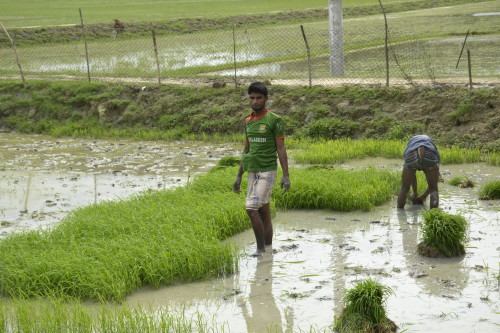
top-left (412, 196), bottom-right (425, 204)
top-left (280, 175), bottom-right (290, 193)
top-left (233, 175), bottom-right (242, 193)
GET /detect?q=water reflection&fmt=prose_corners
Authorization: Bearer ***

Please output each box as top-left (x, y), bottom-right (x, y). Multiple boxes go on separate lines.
top-left (240, 252), bottom-right (288, 332)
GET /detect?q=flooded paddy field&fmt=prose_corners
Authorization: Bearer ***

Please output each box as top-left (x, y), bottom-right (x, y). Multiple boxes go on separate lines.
top-left (0, 133), bottom-right (499, 332)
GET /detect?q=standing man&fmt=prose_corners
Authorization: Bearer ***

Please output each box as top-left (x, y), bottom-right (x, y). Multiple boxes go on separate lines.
top-left (397, 135), bottom-right (440, 209)
top-left (233, 82), bottom-right (290, 256)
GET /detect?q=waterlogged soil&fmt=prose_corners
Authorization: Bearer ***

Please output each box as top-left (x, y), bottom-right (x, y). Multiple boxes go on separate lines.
top-left (0, 133), bottom-right (239, 236)
top-left (1, 133), bottom-right (499, 332)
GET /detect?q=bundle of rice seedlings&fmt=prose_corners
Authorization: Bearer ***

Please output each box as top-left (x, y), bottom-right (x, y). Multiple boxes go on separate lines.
top-left (417, 209), bottom-right (468, 258)
top-left (333, 279), bottom-right (397, 333)
top-left (448, 176), bottom-right (475, 188)
top-left (478, 180), bottom-right (500, 200)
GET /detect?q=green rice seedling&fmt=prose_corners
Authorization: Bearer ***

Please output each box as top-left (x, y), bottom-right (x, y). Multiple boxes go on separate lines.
top-left (478, 180), bottom-right (500, 200)
top-left (448, 176), bottom-right (475, 188)
top-left (0, 165), bottom-right (400, 301)
top-left (417, 209), bottom-right (468, 258)
top-left (0, 172), bottom-right (249, 301)
top-left (485, 152), bottom-right (500, 167)
top-left (0, 298), bottom-right (226, 332)
top-left (291, 139), bottom-right (485, 166)
top-left (439, 146), bottom-right (482, 164)
top-left (273, 167), bottom-right (400, 211)
top-left (217, 156), bottom-right (241, 167)
top-left (333, 278), bottom-right (397, 333)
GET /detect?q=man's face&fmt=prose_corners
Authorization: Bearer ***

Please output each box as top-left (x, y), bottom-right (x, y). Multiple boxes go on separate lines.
top-left (249, 92), bottom-right (268, 112)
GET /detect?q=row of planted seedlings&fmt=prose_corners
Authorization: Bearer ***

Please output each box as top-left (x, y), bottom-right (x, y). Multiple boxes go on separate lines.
top-left (289, 138), bottom-right (500, 166)
top-left (0, 157), bottom-right (403, 331)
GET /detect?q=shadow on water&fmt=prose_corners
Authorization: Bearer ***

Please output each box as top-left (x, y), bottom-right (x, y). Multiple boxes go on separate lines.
top-left (1, 133), bottom-right (499, 332)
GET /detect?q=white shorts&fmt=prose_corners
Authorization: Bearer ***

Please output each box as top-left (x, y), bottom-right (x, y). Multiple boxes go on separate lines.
top-left (245, 170), bottom-right (277, 210)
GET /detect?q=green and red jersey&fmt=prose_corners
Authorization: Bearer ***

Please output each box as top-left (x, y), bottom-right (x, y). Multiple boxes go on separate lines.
top-left (242, 109), bottom-right (285, 172)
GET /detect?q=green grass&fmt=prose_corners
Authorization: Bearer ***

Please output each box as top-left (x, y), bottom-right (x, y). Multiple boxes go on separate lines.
top-left (478, 180), bottom-right (500, 200)
top-left (0, 0), bottom-right (457, 28)
top-left (333, 278), bottom-right (396, 333)
top-left (0, 298), bottom-right (226, 332)
top-left (0, 163), bottom-right (402, 301)
top-left (291, 138), bottom-right (493, 165)
top-left (0, 175), bottom-right (248, 301)
top-left (418, 209), bottom-right (468, 257)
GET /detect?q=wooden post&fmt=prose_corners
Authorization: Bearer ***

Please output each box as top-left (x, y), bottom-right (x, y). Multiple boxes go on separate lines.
top-left (378, 0), bottom-right (389, 87)
top-left (300, 25), bottom-right (312, 87)
top-left (467, 49), bottom-right (472, 90)
top-left (1, 22), bottom-right (26, 88)
top-left (151, 28), bottom-right (162, 87)
top-left (79, 8), bottom-right (91, 82)
top-left (232, 24), bottom-right (237, 87)
top-left (456, 30), bottom-right (469, 69)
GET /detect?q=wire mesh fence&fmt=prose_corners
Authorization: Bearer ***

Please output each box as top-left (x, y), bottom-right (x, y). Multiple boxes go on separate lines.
top-left (0, 7), bottom-right (498, 87)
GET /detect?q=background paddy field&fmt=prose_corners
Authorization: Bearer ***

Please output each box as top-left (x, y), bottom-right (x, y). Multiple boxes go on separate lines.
top-left (2, 0), bottom-right (440, 27)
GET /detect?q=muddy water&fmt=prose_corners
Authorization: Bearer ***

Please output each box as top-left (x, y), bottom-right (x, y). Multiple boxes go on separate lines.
top-left (1, 134), bottom-right (499, 332)
top-left (0, 133), bottom-right (239, 236)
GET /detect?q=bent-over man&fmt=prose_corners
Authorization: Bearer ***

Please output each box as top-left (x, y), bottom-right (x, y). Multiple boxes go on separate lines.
top-left (397, 135), bottom-right (440, 209)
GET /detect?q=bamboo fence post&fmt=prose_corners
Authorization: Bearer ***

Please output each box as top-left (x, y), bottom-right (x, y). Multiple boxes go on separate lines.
top-left (1, 22), bottom-right (26, 87)
top-left (151, 27), bottom-right (162, 87)
top-left (378, 0), bottom-right (389, 87)
top-left (467, 49), bottom-right (472, 90)
top-left (456, 30), bottom-right (469, 69)
top-left (79, 8), bottom-right (91, 82)
top-left (232, 24), bottom-right (238, 87)
top-left (300, 25), bottom-right (312, 87)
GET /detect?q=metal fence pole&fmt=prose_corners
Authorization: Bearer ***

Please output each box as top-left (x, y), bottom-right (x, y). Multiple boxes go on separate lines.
top-left (300, 25), bottom-right (312, 87)
top-left (79, 8), bottom-right (91, 82)
top-left (232, 24), bottom-right (238, 87)
top-left (467, 49), bottom-right (472, 90)
top-left (378, 0), bottom-right (389, 87)
top-left (151, 28), bottom-right (162, 87)
top-left (1, 22), bottom-right (26, 88)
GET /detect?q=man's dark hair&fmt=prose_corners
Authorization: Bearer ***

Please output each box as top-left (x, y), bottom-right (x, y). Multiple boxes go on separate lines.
top-left (248, 82), bottom-right (268, 96)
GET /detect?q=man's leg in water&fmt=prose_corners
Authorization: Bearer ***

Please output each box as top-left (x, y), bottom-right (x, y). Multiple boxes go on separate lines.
top-left (397, 167), bottom-right (416, 208)
top-left (423, 166), bottom-right (440, 209)
top-left (246, 209), bottom-right (266, 253)
top-left (259, 203), bottom-right (273, 245)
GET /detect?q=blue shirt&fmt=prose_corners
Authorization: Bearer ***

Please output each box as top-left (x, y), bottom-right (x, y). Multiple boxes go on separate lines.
top-left (403, 135), bottom-right (440, 162)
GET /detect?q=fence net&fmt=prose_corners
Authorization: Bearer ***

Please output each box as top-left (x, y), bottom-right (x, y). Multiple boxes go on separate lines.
top-left (0, 7), bottom-right (498, 87)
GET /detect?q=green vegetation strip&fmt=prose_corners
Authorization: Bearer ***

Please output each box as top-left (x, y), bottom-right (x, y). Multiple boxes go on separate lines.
top-left (0, 165), bottom-right (399, 301)
top-left (291, 139), bottom-right (498, 166)
top-left (0, 81), bottom-right (498, 155)
top-left (0, 298), bottom-right (225, 332)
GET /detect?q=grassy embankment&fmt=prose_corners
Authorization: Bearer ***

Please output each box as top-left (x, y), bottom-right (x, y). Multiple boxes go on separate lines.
top-left (1, 80), bottom-right (498, 159)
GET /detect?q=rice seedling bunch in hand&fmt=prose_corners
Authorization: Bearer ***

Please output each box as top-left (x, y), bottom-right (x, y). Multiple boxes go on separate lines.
top-left (418, 208), bottom-right (468, 257)
top-left (333, 278), bottom-right (397, 333)
top-left (478, 180), bottom-right (500, 200)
